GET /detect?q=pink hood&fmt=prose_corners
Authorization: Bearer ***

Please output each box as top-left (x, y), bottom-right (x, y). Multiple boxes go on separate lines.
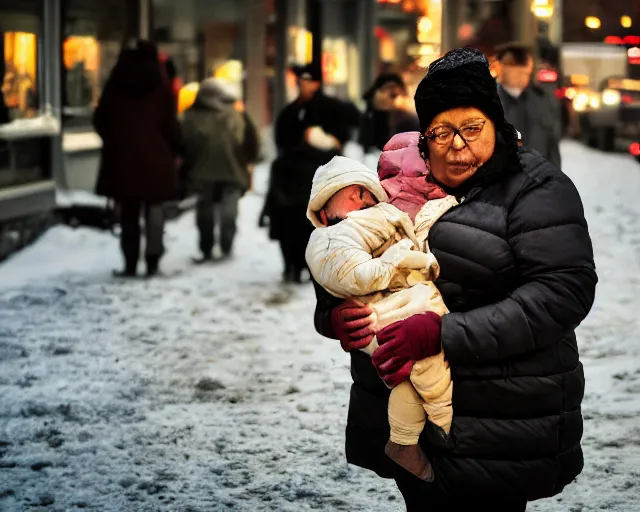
top-left (378, 132), bottom-right (447, 221)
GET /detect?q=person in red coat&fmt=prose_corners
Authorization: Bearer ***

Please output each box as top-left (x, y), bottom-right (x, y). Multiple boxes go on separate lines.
top-left (94, 40), bottom-right (184, 277)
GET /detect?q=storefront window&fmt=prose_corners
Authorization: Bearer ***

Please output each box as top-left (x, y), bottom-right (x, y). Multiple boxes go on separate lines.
top-left (0, 137), bottom-right (51, 188)
top-left (0, 0), bottom-right (41, 121)
top-left (153, 0), bottom-right (248, 102)
top-left (62, 36), bottom-right (100, 115)
top-left (289, 27), bottom-right (313, 66)
top-left (61, 0), bottom-right (127, 128)
top-left (0, 0), bottom-right (50, 189)
top-left (376, 0), bottom-right (442, 96)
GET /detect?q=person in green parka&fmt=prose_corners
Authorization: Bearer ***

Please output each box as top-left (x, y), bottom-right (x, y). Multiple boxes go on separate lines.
top-left (182, 78), bottom-right (260, 262)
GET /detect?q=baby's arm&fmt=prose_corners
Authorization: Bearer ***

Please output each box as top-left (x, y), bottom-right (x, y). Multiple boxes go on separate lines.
top-left (368, 282), bottom-right (448, 332)
top-left (306, 230), bottom-right (434, 298)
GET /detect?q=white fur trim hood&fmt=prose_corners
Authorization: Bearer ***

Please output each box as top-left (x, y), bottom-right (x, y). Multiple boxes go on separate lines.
top-left (307, 156), bottom-right (389, 228)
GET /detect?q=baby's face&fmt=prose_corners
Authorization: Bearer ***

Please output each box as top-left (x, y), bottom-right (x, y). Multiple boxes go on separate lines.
top-left (321, 185), bottom-right (378, 225)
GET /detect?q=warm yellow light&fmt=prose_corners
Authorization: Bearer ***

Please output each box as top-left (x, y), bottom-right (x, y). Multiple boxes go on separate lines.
top-left (63, 36), bottom-right (99, 71)
top-left (602, 89), bottom-right (621, 106)
top-left (533, 6), bottom-right (553, 17)
top-left (585, 16), bottom-right (601, 29)
top-left (417, 16), bottom-right (433, 34)
top-left (573, 92), bottom-right (590, 112)
top-left (177, 82), bottom-right (199, 114)
top-left (531, 0), bottom-right (553, 18)
top-left (214, 60), bottom-right (243, 83)
top-left (570, 74), bottom-right (590, 86)
top-left (2, 32), bottom-right (37, 112)
top-left (621, 15), bottom-right (632, 28)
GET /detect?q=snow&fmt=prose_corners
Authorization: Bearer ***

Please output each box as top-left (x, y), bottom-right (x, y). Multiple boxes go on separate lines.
top-left (55, 190), bottom-right (108, 209)
top-left (0, 112), bottom-right (60, 141)
top-left (0, 140), bottom-right (639, 511)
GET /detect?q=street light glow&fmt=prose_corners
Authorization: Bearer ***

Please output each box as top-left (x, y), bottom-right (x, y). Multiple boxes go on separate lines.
top-left (531, 0), bottom-right (553, 18)
top-left (417, 16), bottom-right (433, 34)
top-left (585, 16), bottom-right (601, 29)
top-left (621, 15), bottom-right (632, 28)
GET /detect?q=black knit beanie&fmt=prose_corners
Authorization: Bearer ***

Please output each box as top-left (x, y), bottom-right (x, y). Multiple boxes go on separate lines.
top-left (415, 48), bottom-right (505, 133)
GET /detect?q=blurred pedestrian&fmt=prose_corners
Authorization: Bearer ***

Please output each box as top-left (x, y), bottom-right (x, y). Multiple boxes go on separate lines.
top-left (0, 56), bottom-right (10, 125)
top-left (495, 42), bottom-right (562, 169)
top-left (182, 78), bottom-right (260, 262)
top-left (358, 73), bottom-right (420, 154)
top-left (260, 62), bottom-right (357, 283)
top-left (159, 53), bottom-right (184, 105)
top-left (94, 40), bottom-right (184, 278)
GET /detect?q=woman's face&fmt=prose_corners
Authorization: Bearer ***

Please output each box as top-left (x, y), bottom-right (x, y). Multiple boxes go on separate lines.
top-left (425, 107), bottom-right (496, 189)
top-left (373, 83), bottom-right (405, 111)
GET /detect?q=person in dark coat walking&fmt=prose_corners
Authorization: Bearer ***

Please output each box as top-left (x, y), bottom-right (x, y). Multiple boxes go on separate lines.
top-left (358, 73), bottom-right (420, 154)
top-left (94, 40), bottom-right (183, 277)
top-left (312, 48), bottom-right (597, 510)
top-left (0, 55), bottom-right (10, 125)
top-left (495, 42), bottom-right (562, 170)
top-left (261, 62), bottom-right (356, 283)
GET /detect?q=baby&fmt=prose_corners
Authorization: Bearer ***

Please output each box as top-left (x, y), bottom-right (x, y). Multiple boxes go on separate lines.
top-left (305, 153), bottom-right (458, 481)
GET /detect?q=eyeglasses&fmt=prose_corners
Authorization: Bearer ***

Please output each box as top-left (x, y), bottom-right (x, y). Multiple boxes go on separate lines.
top-left (425, 121), bottom-right (486, 147)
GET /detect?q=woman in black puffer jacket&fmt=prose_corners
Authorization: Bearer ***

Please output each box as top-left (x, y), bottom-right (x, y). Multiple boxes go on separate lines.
top-left (312, 48), bottom-right (597, 511)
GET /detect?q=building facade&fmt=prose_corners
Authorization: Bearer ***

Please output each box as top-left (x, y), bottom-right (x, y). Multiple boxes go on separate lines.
top-left (1, 0), bottom-right (452, 258)
top-left (0, 0), bottom-right (144, 258)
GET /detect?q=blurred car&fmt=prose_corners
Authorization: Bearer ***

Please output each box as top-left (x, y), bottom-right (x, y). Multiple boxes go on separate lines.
top-left (573, 77), bottom-right (640, 151)
top-left (561, 43), bottom-right (640, 151)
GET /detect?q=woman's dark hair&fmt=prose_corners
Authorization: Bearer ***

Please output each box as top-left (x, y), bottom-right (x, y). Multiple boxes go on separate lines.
top-left (363, 73), bottom-right (406, 102)
top-left (495, 42), bottom-right (532, 66)
top-left (110, 39), bottom-right (163, 96)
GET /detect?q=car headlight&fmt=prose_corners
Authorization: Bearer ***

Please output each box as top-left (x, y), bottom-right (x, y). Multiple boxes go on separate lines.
top-left (589, 94), bottom-right (601, 109)
top-left (573, 93), bottom-right (590, 112)
top-left (602, 88), bottom-right (621, 106)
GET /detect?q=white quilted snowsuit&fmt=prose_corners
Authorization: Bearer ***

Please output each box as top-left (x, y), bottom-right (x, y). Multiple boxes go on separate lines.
top-left (306, 156), bottom-right (458, 444)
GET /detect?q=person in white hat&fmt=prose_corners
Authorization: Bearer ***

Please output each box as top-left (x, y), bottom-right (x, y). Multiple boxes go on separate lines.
top-left (305, 155), bottom-right (458, 482)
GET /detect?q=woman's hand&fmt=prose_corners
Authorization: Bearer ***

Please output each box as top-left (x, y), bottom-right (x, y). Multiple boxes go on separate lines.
top-left (331, 299), bottom-right (375, 352)
top-left (372, 312), bottom-right (442, 387)
top-left (304, 126), bottom-right (341, 151)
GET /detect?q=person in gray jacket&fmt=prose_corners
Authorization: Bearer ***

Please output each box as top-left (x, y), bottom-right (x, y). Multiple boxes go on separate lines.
top-left (182, 78), bottom-right (260, 262)
top-left (496, 42), bottom-right (562, 170)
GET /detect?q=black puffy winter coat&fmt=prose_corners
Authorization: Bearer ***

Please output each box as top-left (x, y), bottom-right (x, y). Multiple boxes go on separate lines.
top-left (313, 148), bottom-right (597, 501)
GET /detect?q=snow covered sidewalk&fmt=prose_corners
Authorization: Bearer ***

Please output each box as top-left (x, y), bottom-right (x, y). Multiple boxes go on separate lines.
top-left (0, 141), bottom-right (640, 511)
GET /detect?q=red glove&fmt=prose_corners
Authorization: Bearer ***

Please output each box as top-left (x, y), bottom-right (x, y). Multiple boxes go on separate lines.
top-left (372, 312), bottom-right (442, 388)
top-left (331, 299), bottom-right (375, 352)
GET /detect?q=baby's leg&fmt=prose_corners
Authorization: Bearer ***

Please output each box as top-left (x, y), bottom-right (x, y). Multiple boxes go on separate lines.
top-left (411, 352), bottom-right (453, 436)
top-left (388, 381), bottom-right (426, 445)
top-left (386, 381), bottom-right (434, 482)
